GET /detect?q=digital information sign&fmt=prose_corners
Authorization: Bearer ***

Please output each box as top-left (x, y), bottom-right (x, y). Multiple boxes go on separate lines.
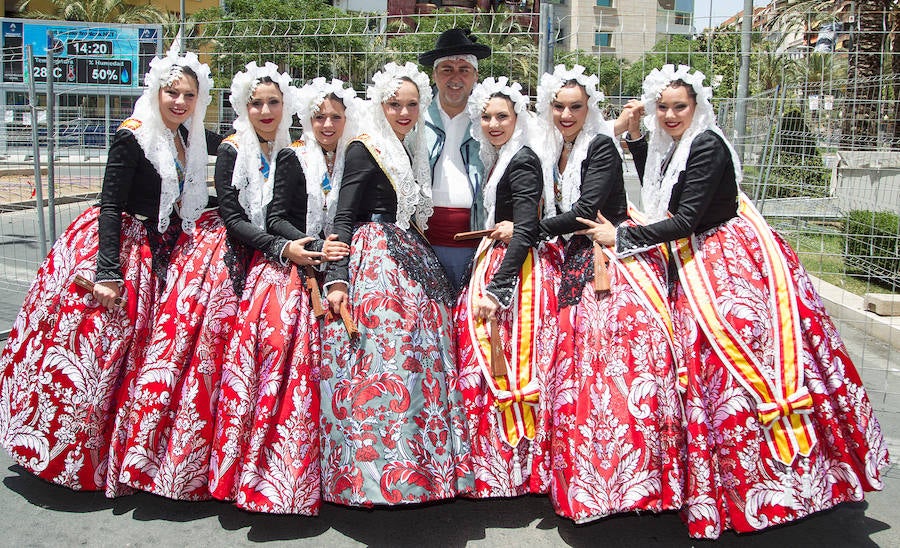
top-left (1, 19), bottom-right (161, 87)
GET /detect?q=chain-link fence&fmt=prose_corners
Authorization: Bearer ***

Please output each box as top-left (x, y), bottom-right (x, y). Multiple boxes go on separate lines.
top-left (0, 6), bottom-right (897, 407)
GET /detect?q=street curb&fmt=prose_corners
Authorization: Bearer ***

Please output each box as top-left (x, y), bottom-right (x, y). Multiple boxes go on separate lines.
top-left (811, 275), bottom-right (900, 350)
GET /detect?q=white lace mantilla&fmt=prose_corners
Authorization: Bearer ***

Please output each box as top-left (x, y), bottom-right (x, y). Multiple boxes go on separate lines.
top-left (468, 77), bottom-right (554, 228)
top-left (536, 64), bottom-right (619, 214)
top-left (359, 62), bottom-right (434, 230)
top-left (295, 77), bottom-right (362, 236)
top-left (228, 61), bottom-right (298, 229)
top-left (129, 48), bottom-right (213, 234)
top-left (639, 64), bottom-right (743, 222)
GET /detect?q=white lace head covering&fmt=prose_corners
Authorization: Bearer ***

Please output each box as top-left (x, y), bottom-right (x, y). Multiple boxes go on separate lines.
top-left (640, 64), bottom-right (743, 222)
top-left (294, 77), bottom-right (362, 235)
top-left (227, 61), bottom-right (299, 228)
top-left (536, 64), bottom-right (619, 214)
top-left (468, 76), bottom-right (555, 228)
top-left (128, 48), bottom-right (213, 234)
top-left (362, 61), bottom-right (434, 231)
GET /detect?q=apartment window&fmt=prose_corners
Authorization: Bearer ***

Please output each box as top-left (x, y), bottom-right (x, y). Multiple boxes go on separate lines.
top-left (595, 32), bottom-right (612, 47)
top-left (674, 11), bottom-right (691, 25)
top-left (596, 0), bottom-right (612, 6)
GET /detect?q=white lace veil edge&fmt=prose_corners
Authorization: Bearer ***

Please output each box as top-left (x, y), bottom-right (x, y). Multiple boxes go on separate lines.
top-left (129, 48), bottom-right (213, 234)
top-left (639, 64), bottom-right (743, 222)
top-left (228, 61), bottom-right (299, 229)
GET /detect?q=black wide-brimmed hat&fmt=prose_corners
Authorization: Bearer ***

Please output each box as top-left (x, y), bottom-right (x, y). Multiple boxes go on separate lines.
top-left (419, 28), bottom-right (492, 67)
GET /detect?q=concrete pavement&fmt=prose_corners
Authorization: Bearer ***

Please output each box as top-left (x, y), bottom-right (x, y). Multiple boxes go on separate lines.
top-left (1, 444), bottom-right (898, 547)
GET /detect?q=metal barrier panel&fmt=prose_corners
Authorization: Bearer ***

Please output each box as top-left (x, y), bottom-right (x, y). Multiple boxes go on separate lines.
top-left (0, 7), bottom-right (896, 409)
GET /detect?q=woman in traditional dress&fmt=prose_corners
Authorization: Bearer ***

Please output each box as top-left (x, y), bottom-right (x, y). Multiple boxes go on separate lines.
top-left (455, 76), bottom-right (560, 498)
top-left (533, 64), bottom-right (685, 523)
top-left (117, 61), bottom-right (298, 500)
top-left (0, 50), bottom-right (219, 496)
top-left (209, 76), bottom-right (355, 514)
top-left (320, 62), bottom-right (471, 506)
top-left (579, 64), bottom-right (889, 538)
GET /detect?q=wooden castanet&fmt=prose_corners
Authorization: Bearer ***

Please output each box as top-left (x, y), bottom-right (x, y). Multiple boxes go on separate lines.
top-left (304, 266), bottom-right (326, 319)
top-left (73, 274), bottom-right (125, 307)
top-left (593, 242), bottom-right (611, 294)
top-left (340, 302), bottom-right (359, 337)
top-left (453, 229), bottom-right (494, 241)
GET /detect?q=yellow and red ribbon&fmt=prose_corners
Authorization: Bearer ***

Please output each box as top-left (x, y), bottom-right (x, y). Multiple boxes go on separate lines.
top-left (467, 237), bottom-right (543, 447)
top-left (674, 194), bottom-right (816, 465)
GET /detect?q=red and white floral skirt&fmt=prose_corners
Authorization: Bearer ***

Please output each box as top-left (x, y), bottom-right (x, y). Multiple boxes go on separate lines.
top-left (549, 234), bottom-right (685, 522)
top-left (455, 238), bottom-right (562, 498)
top-left (0, 206), bottom-right (167, 495)
top-left (673, 215), bottom-right (889, 539)
top-left (209, 258), bottom-right (321, 515)
top-left (116, 210), bottom-right (239, 500)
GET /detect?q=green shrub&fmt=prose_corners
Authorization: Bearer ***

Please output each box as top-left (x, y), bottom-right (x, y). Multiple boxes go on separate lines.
top-left (844, 210), bottom-right (900, 291)
top-left (763, 152), bottom-right (830, 199)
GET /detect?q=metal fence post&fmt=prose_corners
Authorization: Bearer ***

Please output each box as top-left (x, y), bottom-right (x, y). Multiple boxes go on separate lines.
top-left (46, 30), bottom-right (57, 240)
top-left (538, 2), bottom-right (554, 77)
top-left (25, 45), bottom-right (48, 258)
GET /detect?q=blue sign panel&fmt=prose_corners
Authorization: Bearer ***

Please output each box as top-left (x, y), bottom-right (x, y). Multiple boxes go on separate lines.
top-left (1, 19), bottom-right (160, 87)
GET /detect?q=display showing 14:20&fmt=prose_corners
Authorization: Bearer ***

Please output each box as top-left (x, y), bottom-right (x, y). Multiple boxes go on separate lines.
top-left (67, 40), bottom-right (113, 56)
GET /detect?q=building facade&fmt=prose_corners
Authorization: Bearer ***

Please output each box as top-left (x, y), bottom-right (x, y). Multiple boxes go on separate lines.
top-left (553, 0), bottom-right (693, 61)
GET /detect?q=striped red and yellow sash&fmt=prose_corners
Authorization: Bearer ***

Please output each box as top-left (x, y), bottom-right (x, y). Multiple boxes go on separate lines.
top-left (609, 248), bottom-right (678, 386)
top-left (466, 236), bottom-right (543, 447)
top-left (620, 207), bottom-right (680, 389)
top-left (674, 195), bottom-right (816, 465)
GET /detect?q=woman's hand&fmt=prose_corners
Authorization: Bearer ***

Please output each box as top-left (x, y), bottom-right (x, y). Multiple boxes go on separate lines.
top-left (92, 281), bottom-right (122, 310)
top-left (472, 294), bottom-right (498, 321)
top-left (620, 99), bottom-right (645, 139)
top-left (282, 236), bottom-right (326, 266)
top-left (575, 214), bottom-right (617, 247)
top-left (326, 282), bottom-right (349, 315)
top-left (490, 221), bottom-right (514, 244)
top-left (321, 234), bottom-right (350, 262)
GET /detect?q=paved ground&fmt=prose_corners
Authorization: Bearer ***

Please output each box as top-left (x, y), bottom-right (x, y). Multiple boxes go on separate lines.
top-left (1, 439), bottom-right (898, 547)
top-left (1, 155), bottom-right (899, 546)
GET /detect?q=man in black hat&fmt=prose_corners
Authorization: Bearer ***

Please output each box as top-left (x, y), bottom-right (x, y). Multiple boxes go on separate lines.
top-left (419, 28), bottom-right (492, 292)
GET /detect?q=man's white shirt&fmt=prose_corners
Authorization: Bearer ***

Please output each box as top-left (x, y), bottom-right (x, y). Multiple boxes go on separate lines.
top-left (431, 99), bottom-right (474, 209)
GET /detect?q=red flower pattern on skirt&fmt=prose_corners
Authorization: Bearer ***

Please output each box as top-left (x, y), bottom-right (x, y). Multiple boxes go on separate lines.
top-left (209, 257), bottom-right (321, 514)
top-left (319, 222), bottom-right (472, 506)
top-left (675, 217), bottom-right (889, 539)
top-left (550, 235), bottom-right (685, 522)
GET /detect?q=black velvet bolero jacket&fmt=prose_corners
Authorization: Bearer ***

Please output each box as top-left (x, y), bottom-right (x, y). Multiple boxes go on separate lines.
top-left (539, 133), bottom-right (628, 239)
top-left (618, 129), bottom-right (738, 253)
top-left (485, 146), bottom-right (543, 308)
top-left (96, 125), bottom-right (222, 283)
top-left (267, 146), bottom-right (312, 241)
top-left (214, 140), bottom-right (289, 263)
top-left (324, 140), bottom-right (402, 286)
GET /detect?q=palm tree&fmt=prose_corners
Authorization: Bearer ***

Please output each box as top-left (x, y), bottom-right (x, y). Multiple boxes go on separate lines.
top-left (16, 0), bottom-right (164, 23)
top-left (769, 0), bottom-right (894, 148)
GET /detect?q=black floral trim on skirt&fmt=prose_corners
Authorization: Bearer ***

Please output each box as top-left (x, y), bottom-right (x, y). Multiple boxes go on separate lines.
top-left (558, 235), bottom-right (594, 309)
top-left (223, 234), bottom-right (255, 297)
top-left (381, 223), bottom-right (455, 307)
top-left (142, 216), bottom-right (182, 286)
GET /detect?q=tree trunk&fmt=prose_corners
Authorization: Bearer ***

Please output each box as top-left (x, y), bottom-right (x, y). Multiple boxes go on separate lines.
top-left (841, 0), bottom-right (886, 148)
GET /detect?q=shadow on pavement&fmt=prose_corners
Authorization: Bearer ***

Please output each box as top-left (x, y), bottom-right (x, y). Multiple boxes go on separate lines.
top-left (3, 463), bottom-right (890, 547)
